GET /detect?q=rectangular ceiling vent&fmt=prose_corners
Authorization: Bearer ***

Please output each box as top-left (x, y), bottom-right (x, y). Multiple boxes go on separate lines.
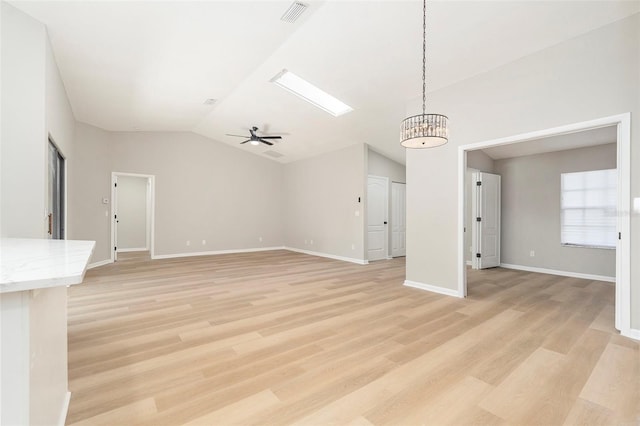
top-left (281, 1), bottom-right (308, 23)
top-left (263, 150), bottom-right (284, 158)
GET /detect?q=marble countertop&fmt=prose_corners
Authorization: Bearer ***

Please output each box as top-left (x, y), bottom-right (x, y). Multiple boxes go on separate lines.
top-left (0, 238), bottom-right (96, 293)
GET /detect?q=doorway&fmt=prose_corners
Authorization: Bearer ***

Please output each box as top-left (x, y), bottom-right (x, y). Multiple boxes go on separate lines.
top-left (457, 113), bottom-right (632, 338)
top-left (48, 139), bottom-right (65, 239)
top-left (111, 172), bottom-right (155, 262)
top-left (367, 175), bottom-right (389, 261)
top-left (391, 182), bottom-right (406, 257)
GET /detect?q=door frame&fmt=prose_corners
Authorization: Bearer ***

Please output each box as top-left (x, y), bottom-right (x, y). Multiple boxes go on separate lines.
top-left (457, 113), bottom-right (631, 338)
top-left (367, 174), bottom-right (389, 261)
top-left (391, 181), bottom-right (407, 258)
top-left (111, 172), bottom-right (156, 262)
top-left (47, 136), bottom-right (67, 239)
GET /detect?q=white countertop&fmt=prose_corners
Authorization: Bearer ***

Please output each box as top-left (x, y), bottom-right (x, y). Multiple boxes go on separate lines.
top-left (0, 238), bottom-right (96, 293)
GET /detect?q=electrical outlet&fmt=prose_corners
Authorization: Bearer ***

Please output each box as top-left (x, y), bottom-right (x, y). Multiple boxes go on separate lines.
top-left (186, 240), bottom-right (191, 246)
top-left (310, 240), bottom-right (314, 245)
top-left (304, 239), bottom-right (308, 245)
top-left (259, 236), bottom-right (263, 242)
top-left (351, 243), bottom-right (355, 250)
top-left (202, 240), bottom-right (206, 245)
top-left (530, 250), bottom-right (535, 257)
top-left (355, 210), bottom-right (360, 217)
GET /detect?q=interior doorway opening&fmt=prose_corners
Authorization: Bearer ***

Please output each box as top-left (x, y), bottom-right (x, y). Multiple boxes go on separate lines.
top-left (458, 114), bottom-right (631, 338)
top-left (48, 138), bottom-right (65, 239)
top-left (111, 172), bottom-right (155, 262)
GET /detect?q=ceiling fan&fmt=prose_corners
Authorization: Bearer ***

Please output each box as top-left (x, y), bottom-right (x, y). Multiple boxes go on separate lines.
top-left (226, 126), bottom-right (282, 146)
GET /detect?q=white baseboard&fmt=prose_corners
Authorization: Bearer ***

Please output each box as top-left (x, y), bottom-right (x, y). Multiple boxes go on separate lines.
top-left (57, 391), bottom-right (71, 426)
top-left (621, 328), bottom-right (640, 341)
top-left (152, 246), bottom-right (285, 260)
top-left (499, 263), bottom-right (615, 283)
top-left (403, 280), bottom-right (463, 298)
top-left (87, 259), bottom-right (113, 269)
top-left (117, 247), bottom-right (148, 253)
top-left (284, 246), bottom-right (368, 265)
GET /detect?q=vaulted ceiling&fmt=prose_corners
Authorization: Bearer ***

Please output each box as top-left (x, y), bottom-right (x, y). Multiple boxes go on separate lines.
top-left (11, 1), bottom-right (640, 164)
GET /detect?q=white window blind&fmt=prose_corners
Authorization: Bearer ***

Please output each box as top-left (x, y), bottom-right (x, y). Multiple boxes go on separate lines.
top-left (561, 169), bottom-right (617, 248)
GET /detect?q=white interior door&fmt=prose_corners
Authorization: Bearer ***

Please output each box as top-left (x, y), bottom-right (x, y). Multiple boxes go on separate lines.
top-left (116, 176), bottom-right (149, 251)
top-left (472, 172), bottom-right (501, 269)
top-left (112, 176), bottom-right (119, 261)
top-left (367, 175), bottom-right (388, 261)
top-left (391, 182), bottom-right (406, 257)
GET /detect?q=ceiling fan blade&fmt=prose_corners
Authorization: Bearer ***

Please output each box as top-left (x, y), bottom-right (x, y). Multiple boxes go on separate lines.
top-left (259, 136), bottom-right (282, 139)
top-left (262, 132), bottom-right (290, 136)
top-left (226, 134), bottom-right (248, 138)
top-left (259, 139), bottom-right (274, 146)
top-left (239, 140), bottom-right (252, 144)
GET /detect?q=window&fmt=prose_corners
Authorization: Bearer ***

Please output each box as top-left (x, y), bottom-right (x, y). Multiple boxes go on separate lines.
top-left (270, 69), bottom-right (353, 117)
top-left (561, 169), bottom-right (617, 248)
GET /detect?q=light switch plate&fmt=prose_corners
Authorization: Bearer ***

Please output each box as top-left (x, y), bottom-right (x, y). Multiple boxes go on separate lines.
top-left (634, 197), bottom-right (640, 213)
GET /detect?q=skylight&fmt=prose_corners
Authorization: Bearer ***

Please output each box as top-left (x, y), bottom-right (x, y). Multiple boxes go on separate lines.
top-left (270, 70), bottom-right (353, 117)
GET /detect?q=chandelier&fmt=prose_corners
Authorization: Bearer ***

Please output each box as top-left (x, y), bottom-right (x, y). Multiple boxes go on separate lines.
top-left (400, 0), bottom-right (448, 148)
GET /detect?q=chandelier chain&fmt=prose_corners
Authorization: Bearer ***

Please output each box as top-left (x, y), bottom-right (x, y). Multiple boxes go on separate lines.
top-left (422, 0), bottom-right (426, 116)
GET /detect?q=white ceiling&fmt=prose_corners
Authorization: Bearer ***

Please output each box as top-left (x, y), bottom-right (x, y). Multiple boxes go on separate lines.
top-left (11, 0), bottom-right (640, 164)
top-left (480, 125), bottom-right (617, 160)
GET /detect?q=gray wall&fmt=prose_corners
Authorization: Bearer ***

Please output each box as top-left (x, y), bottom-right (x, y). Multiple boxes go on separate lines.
top-left (70, 128), bottom-right (286, 260)
top-left (467, 150), bottom-right (495, 172)
top-left (367, 146), bottom-right (406, 258)
top-left (495, 143), bottom-right (616, 277)
top-left (116, 175), bottom-right (148, 250)
top-left (405, 14), bottom-right (639, 326)
top-left (69, 122), bottom-right (113, 262)
top-left (70, 126), bottom-right (371, 264)
top-left (368, 147), bottom-right (406, 183)
top-left (284, 144), bottom-right (366, 261)
top-left (112, 131), bottom-right (285, 257)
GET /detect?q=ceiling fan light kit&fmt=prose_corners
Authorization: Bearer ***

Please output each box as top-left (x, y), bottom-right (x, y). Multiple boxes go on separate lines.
top-left (226, 126), bottom-right (283, 146)
top-left (400, 0), bottom-right (449, 149)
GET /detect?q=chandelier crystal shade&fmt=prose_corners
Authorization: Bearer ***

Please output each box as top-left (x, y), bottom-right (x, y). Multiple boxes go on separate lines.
top-left (400, 0), bottom-right (448, 149)
top-left (400, 113), bottom-right (448, 148)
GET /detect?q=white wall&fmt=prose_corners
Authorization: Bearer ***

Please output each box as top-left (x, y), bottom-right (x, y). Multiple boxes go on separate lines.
top-left (116, 175), bottom-right (148, 250)
top-left (1, 1), bottom-right (47, 238)
top-left (406, 14), bottom-right (640, 327)
top-left (495, 143), bottom-right (616, 277)
top-left (1, 3), bottom-right (78, 425)
top-left (284, 144), bottom-right (366, 262)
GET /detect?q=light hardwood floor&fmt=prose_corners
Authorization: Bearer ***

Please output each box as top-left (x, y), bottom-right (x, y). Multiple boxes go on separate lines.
top-left (66, 250), bottom-right (639, 425)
